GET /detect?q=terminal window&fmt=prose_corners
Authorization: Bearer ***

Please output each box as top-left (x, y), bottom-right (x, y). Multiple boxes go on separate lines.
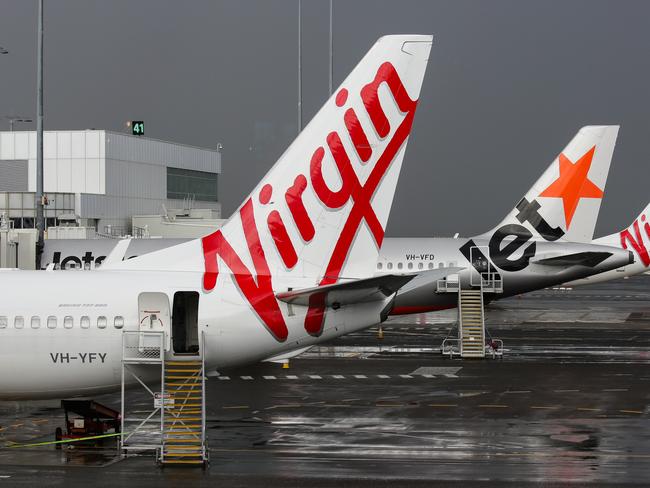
top-left (167, 167), bottom-right (218, 202)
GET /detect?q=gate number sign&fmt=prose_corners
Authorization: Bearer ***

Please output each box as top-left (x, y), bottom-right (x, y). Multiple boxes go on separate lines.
top-left (131, 121), bottom-right (144, 136)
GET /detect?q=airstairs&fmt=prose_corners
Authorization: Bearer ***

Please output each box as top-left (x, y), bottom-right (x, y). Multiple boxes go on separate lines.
top-left (458, 289), bottom-right (485, 358)
top-left (438, 246), bottom-right (504, 359)
top-left (119, 331), bottom-right (208, 466)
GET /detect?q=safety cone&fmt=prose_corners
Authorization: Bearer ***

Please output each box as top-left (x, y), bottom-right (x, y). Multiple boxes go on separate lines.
top-left (282, 360), bottom-right (290, 369)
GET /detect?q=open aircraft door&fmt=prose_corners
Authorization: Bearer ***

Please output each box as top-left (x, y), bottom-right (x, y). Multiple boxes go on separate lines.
top-left (138, 292), bottom-right (171, 352)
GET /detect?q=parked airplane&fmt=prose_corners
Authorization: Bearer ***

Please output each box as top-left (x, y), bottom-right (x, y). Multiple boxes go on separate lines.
top-left (0, 35), bottom-right (436, 400)
top-left (567, 202), bottom-right (650, 285)
top-left (39, 126), bottom-right (634, 314)
top-left (382, 125), bottom-right (635, 312)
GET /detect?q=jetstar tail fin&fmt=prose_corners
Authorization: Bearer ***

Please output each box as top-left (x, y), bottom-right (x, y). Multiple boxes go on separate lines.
top-left (483, 126), bottom-right (619, 243)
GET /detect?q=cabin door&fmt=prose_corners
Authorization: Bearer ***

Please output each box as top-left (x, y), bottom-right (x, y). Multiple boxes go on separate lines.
top-left (138, 292), bottom-right (171, 351)
top-left (171, 291), bottom-right (200, 355)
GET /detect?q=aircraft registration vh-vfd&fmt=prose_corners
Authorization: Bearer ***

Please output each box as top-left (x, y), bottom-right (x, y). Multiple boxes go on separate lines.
top-left (0, 35), bottom-right (438, 400)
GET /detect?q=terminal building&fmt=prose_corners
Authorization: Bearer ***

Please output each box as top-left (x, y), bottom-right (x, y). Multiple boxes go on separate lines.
top-left (0, 130), bottom-right (221, 236)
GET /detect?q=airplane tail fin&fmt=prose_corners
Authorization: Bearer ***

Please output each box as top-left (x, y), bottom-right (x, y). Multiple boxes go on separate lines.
top-left (595, 202), bottom-right (650, 267)
top-left (483, 126), bottom-right (619, 242)
top-left (112, 35), bottom-right (432, 285)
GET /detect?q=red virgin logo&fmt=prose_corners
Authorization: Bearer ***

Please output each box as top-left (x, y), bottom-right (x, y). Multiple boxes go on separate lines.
top-left (201, 62), bottom-right (419, 342)
top-left (620, 214), bottom-right (650, 267)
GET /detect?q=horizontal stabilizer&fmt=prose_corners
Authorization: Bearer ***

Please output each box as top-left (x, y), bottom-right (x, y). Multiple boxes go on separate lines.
top-left (276, 274), bottom-right (416, 307)
top-left (533, 251), bottom-right (612, 267)
top-left (263, 346), bottom-right (313, 363)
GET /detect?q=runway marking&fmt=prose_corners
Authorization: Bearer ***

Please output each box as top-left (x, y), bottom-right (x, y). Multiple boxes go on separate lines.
top-left (285, 375), bottom-right (298, 379)
top-left (240, 376), bottom-right (253, 380)
top-left (400, 374), bottom-right (413, 379)
top-left (479, 404), bottom-right (509, 408)
top-left (268, 404), bottom-right (301, 409)
top-left (331, 375), bottom-right (345, 379)
top-left (505, 390), bottom-right (531, 394)
top-left (428, 403), bottom-right (458, 408)
top-left (376, 402), bottom-right (403, 407)
top-left (620, 409), bottom-right (645, 414)
top-left (354, 375), bottom-right (367, 379)
top-left (222, 405), bottom-right (249, 409)
top-left (577, 407), bottom-right (602, 412)
top-left (531, 406), bottom-right (558, 410)
top-left (602, 388), bottom-right (628, 392)
top-left (218, 376), bottom-right (231, 380)
top-left (342, 398), bottom-right (361, 402)
top-left (554, 389), bottom-right (579, 393)
top-left (308, 375), bottom-right (322, 380)
top-left (376, 374), bottom-right (390, 379)
top-left (30, 419), bottom-right (49, 424)
top-left (263, 375), bottom-right (277, 380)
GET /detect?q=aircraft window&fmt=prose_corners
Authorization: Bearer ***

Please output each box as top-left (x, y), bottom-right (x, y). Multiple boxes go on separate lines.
top-left (397, 262), bottom-right (403, 270)
top-left (387, 262), bottom-right (393, 270)
top-left (80, 316), bottom-right (90, 329)
top-left (0, 316), bottom-right (7, 329)
top-left (114, 316), bottom-right (124, 329)
top-left (428, 262), bottom-right (434, 269)
top-left (418, 262), bottom-right (424, 270)
top-left (31, 316), bottom-right (41, 329)
top-left (407, 262), bottom-right (413, 270)
top-left (97, 316), bottom-right (107, 329)
top-left (64, 316), bottom-right (74, 329)
top-left (14, 316), bottom-right (24, 329)
top-left (377, 262), bottom-right (383, 270)
top-left (438, 262), bottom-right (443, 268)
top-left (47, 316), bottom-right (57, 329)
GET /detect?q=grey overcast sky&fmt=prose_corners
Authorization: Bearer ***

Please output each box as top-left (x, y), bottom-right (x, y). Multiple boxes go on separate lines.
top-left (0, 0), bottom-right (648, 237)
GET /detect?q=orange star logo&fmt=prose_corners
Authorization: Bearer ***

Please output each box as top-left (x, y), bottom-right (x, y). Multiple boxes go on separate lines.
top-left (539, 146), bottom-right (603, 229)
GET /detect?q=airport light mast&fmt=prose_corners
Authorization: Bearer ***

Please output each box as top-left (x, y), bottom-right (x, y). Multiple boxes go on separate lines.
top-left (35, 0), bottom-right (45, 269)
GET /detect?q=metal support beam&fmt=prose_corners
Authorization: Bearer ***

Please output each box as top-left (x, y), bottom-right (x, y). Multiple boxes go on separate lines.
top-left (35, 0), bottom-right (44, 269)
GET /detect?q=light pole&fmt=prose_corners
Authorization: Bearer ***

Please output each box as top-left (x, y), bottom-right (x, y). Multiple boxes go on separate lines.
top-left (297, 0), bottom-right (302, 133)
top-left (36, 0), bottom-right (44, 269)
top-left (329, 0), bottom-right (333, 96)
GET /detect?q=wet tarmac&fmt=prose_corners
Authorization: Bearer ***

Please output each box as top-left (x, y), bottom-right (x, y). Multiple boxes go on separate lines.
top-left (1, 275), bottom-right (649, 487)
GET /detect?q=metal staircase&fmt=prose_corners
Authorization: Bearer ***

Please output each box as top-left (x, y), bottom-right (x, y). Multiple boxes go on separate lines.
top-left (437, 246), bottom-right (504, 359)
top-left (120, 330), bottom-right (208, 466)
top-left (458, 289), bottom-right (485, 358)
top-left (160, 360), bottom-right (207, 465)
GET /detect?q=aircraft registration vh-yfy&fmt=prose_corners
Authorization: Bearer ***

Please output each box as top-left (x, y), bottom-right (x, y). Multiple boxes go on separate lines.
top-left (0, 35), bottom-right (436, 400)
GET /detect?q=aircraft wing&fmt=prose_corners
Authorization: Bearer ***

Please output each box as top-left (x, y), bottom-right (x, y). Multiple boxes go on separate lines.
top-left (276, 274), bottom-right (416, 307)
top-left (532, 251), bottom-right (613, 267)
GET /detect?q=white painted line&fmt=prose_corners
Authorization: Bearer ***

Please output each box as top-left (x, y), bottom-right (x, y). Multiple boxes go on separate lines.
top-left (241, 376), bottom-right (254, 380)
top-left (217, 376), bottom-right (231, 380)
top-left (444, 374), bottom-right (459, 378)
top-left (332, 375), bottom-right (345, 379)
top-left (285, 375), bottom-right (298, 379)
top-left (421, 374), bottom-right (436, 378)
top-left (263, 375), bottom-right (276, 380)
top-left (400, 374), bottom-right (413, 379)
top-left (309, 375), bottom-right (322, 379)
top-left (376, 374), bottom-right (390, 379)
top-left (354, 374), bottom-right (367, 379)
